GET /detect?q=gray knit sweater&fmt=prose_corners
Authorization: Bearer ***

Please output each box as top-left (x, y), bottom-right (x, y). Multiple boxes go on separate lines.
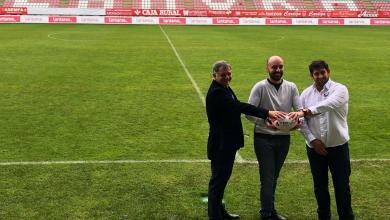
top-left (246, 79), bottom-right (302, 135)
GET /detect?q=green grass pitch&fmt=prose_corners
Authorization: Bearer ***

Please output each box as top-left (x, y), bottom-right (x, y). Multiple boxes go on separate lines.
top-left (0, 24), bottom-right (389, 219)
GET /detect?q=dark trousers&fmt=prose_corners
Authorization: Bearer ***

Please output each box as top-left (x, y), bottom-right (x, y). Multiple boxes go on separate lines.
top-left (306, 142), bottom-right (354, 220)
top-left (254, 133), bottom-right (290, 217)
top-left (208, 147), bottom-right (237, 219)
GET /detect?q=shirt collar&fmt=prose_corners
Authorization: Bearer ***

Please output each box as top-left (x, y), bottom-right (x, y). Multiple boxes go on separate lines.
top-left (267, 78), bottom-right (283, 86)
top-left (311, 78), bottom-right (333, 92)
top-left (324, 78), bottom-right (333, 90)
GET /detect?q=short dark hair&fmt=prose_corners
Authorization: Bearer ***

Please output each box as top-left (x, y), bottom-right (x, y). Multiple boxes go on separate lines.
top-left (309, 60), bottom-right (330, 75)
top-left (212, 60), bottom-right (230, 75)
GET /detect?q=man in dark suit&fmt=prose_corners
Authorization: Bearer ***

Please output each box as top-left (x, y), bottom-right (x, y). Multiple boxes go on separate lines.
top-left (206, 60), bottom-right (284, 220)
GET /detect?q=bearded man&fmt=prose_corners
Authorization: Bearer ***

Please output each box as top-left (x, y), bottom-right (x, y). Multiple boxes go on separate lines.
top-left (246, 55), bottom-right (302, 220)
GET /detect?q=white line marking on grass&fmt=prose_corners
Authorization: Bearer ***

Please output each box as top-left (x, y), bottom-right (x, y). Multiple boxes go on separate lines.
top-left (277, 36), bottom-right (286, 41)
top-left (159, 25), bottom-right (246, 162)
top-left (159, 26), bottom-right (205, 106)
top-left (0, 159), bottom-right (209, 166)
top-left (255, 36), bottom-right (286, 43)
top-left (1, 158), bottom-right (389, 166)
top-left (47, 32), bottom-right (93, 42)
top-left (48, 33), bottom-right (73, 41)
top-left (235, 153), bottom-right (245, 163)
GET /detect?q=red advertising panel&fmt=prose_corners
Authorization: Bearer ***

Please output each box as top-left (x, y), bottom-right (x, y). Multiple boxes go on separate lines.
top-left (330, 11), bottom-right (359, 18)
top-left (104, 16), bottom-right (131, 24)
top-left (0, 15), bottom-right (20, 22)
top-left (0, 7), bottom-right (27, 15)
top-left (258, 10), bottom-right (328, 18)
top-left (261, 10), bottom-right (310, 18)
top-left (282, 10), bottom-right (308, 18)
top-left (370, 18), bottom-right (390, 25)
top-left (306, 10), bottom-right (330, 18)
top-left (212, 17), bottom-right (240, 24)
top-left (106, 9), bottom-right (133, 16)
top-left (318, 18), bottom-right (344, 25)
top-left (132, 0), bottom-right (184, 11)
top-left (258, 10), bottom-right (284, 17)
top-left (184, 10), bottom-right (208, 17)
top-left (208, 10), bottom-right (234, 17)
top-left (133, 9), bottom-right (183, 16)
top-left (49, 16), bottom-right (77, 23)
top-left (159, 17), bottom-right (186, 25)
top-left (233, 10), bottom-right (258, 17)
top-left (378, 11), bottom-right (390, 18)
top-left (106, 9), bottom-right (185, 16)
top-left (356, 10), bottom-right (378, 18)
top-left (265, 18), bottom-right (292, 25)
top-left (102, 9), bottom-right (389, 18)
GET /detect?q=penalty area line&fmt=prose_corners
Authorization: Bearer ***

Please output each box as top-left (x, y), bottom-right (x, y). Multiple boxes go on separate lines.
top-left (1, 158), bottom-right (389, 166)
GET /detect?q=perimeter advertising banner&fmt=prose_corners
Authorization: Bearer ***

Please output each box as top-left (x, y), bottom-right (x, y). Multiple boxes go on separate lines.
top-left (378, 11), bottom-right (390, 18)
top-left (0, 7), bottom-right (27, 15)
top-left (0, 15), bottom-right (20, 22)
top-left (2, 15), bottom-right (390, 25)
top-left (1, 7), bottom-right (389, 18)
top-left (104, 9), bottom-right (390, 18)
top-left (1, 8), bottom-right (390, 18)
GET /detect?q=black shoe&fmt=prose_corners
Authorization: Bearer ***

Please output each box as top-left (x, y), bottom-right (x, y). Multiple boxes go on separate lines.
top-left (261, 212), bottom-right (287, 220)
top-left (271, 213), bottom-right (287, 220)
top-left (222, 210), bottom-right (240, 219)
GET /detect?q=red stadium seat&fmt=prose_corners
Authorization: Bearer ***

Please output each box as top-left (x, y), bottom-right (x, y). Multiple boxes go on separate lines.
top-left (253, 0), bottom-right (306, 10)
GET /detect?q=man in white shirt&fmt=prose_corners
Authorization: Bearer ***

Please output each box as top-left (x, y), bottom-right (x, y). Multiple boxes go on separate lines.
top-left (291, 60), bottom-right (354, 220)
top-left (247, 55), bottom-right (302, 220)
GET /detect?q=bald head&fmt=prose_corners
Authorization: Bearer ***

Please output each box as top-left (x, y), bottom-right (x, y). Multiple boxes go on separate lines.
top-left (266, 55), bottom-right (284, 83)
top-left (267, 55), bottom-right (284, 66)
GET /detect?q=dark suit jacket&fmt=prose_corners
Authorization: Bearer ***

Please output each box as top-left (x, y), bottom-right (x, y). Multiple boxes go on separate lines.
top-left (206, 80), bottom-right (269, 159)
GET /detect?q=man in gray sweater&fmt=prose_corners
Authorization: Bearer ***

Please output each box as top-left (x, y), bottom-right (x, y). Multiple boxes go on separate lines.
top-left (246, 55), bottom-right (302, 220)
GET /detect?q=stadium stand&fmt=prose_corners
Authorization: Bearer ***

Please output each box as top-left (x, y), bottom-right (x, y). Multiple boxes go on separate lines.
top-left (372, 0), bottom-right (390, 10)
top-left (313, 0), bottom-right (364, 10)
top-left (193, 0), bottom-right (247, 10)
top-left (131, 0), bottom-right (184, 9)
top-left (2, 0), bottom-right (59, 7)
top-left (68, 0), bottom-right (122, 8)
top-left (254, 0), bottom-right (306, 10)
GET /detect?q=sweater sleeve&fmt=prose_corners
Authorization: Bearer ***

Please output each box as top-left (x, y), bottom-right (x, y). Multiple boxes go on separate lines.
top-left (246, 83), bottom-right (267, 124)
top-left (292, 83), bottom-right (303, 111)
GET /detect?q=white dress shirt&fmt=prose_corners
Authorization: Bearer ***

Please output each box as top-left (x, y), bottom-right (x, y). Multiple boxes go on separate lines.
top-left (300, 79), bottom-right (349, 148)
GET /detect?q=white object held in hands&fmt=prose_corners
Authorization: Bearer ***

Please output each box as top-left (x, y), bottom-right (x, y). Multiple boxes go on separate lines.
top-left (272, 116), bottom-right (300, 131)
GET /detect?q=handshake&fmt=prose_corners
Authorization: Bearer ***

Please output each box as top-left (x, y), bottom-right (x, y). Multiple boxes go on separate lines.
top-left (267, 110), bottom-right (309, 131)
